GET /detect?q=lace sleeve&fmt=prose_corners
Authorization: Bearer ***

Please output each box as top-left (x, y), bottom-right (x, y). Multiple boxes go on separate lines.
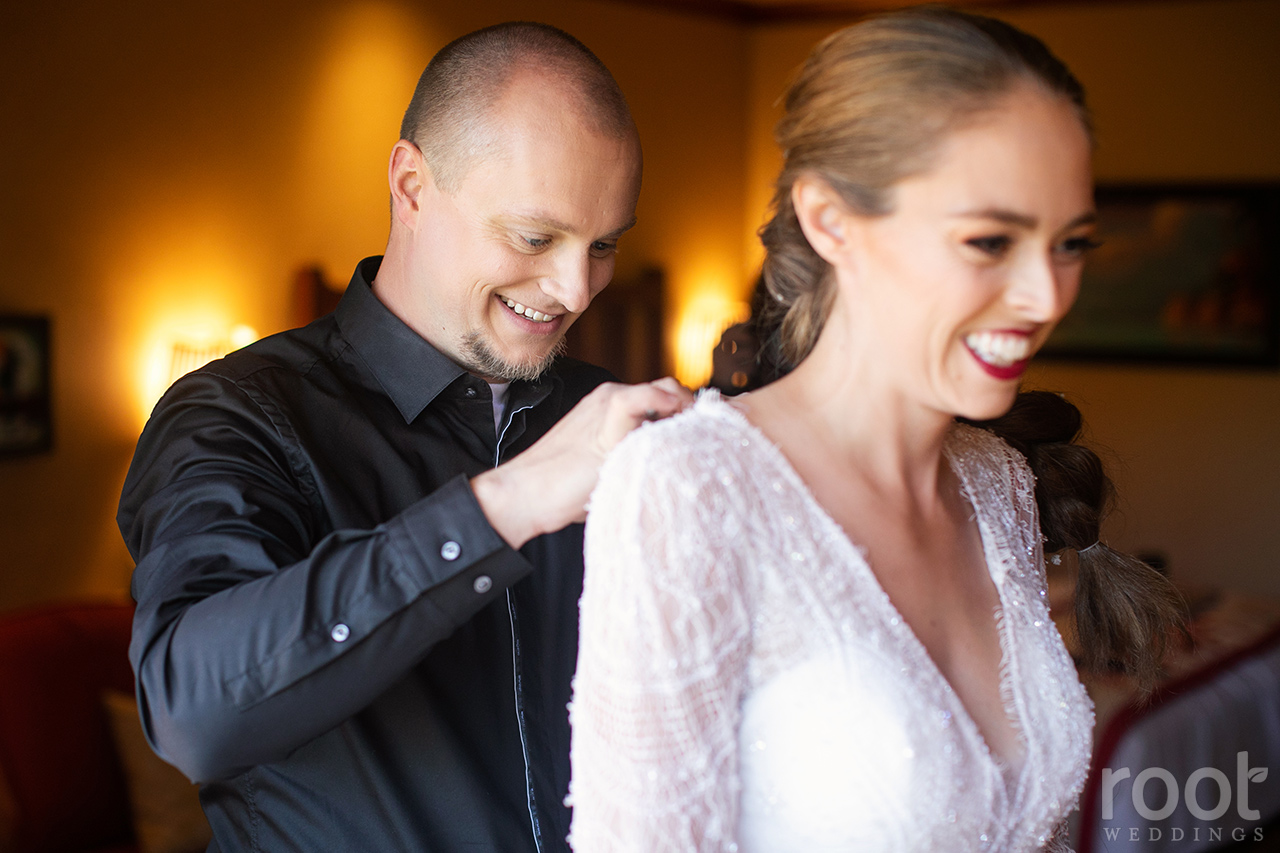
top-left (1043, 819), bottom-right (1074, 852)
top-left (568, 420), bottom-right (752, 853)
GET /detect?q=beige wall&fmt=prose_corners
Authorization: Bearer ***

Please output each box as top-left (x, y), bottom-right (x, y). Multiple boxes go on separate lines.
top-left (2, 0), bottom-right (1277, 608)
top-left (1010, 0), bottom-right (1280, 597)
top-left (745, 0), bottom-right (1280, 595)
top-left (0, 0), bottom-right (748, 609)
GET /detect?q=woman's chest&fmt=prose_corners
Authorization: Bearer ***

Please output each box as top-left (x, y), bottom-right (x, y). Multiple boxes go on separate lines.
top-left (733, 511), bottom-right (1092, 852)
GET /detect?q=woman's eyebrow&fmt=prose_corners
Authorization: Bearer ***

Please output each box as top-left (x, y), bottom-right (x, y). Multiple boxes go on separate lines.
top-left (949, 208), bottom-right (1097, 229)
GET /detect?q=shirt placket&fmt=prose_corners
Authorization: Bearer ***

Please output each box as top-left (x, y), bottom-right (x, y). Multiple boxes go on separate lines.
top-left (496, 396), bottom-right (545, 853)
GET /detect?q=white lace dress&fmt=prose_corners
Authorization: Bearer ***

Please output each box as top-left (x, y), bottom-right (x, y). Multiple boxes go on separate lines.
top-left (567, 393), bottom-right (1093, 853)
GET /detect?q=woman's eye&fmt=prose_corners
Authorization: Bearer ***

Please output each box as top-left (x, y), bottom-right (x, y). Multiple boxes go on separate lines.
top-left (1058, 235), bottom-right (1102, 258)
top-left (965, 235), bottom-right (1012, 256)
top-left (590, 240), bottom-right (618, 257)
top-left (520, 235), bottom-right (551, 249)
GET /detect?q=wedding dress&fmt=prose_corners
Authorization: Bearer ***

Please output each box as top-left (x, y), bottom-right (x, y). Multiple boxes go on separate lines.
top-left (568, 393), bottom-right (1093, 852)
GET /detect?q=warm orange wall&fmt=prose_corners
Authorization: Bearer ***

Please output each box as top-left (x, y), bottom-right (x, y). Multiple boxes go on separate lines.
top-left (4, 0), bottom-right (1277, 609)
top-left (745, 0), bottom-right (1280, 594)
top-left (0, 0), bottom-right (748, 609)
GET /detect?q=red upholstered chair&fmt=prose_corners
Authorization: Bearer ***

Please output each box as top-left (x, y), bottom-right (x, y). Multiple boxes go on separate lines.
top-left (0, 601), bottom-right (138, 853)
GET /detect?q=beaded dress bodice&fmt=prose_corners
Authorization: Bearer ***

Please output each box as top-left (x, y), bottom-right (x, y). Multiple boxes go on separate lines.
top-left (567, 393), bottom-right (1093, 852)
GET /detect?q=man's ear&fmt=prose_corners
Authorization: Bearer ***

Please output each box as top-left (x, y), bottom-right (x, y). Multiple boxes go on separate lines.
top-left (792, 176), bottom-right (855, 267)
top-left (389, 140), bottom-right (429, 230)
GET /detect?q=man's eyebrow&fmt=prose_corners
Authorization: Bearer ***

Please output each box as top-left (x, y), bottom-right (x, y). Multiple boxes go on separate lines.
top-left (951, 208), bottom-right (1097, 230)
top-left (601, 216), bottom-right (639, 241)
top-left (506, 213), bottom-right (638, 240)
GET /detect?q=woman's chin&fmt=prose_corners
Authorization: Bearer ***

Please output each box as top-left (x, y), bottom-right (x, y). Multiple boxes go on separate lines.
top-left (951, 386), bottom-right (1021, 424)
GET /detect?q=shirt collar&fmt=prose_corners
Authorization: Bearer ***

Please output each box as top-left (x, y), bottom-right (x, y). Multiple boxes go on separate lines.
top-left (335, 256), bottom-right (466, 424)
top-left (334, 256), bottom-right (562, 424)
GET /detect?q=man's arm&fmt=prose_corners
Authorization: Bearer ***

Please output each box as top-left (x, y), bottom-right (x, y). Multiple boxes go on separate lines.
top-left (122, 372), bottom-right (690, 783)
top-left (122, 371), bottom-right (533, 782)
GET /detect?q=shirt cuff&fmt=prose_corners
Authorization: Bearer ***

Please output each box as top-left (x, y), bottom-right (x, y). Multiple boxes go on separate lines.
top-left (388, 472), bottom-right (532, 603)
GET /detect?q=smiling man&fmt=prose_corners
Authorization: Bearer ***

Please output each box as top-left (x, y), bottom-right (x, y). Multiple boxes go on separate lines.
top-left (118, 23), bottom-right (687, 853)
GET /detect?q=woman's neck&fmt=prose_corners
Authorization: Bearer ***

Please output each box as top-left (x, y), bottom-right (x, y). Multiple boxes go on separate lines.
top-left (743, 314), bottom-right (955, 505)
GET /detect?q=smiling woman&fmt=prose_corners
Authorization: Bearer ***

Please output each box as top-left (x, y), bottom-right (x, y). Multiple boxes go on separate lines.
top-left (568, 8), bottom-right (1185, 852)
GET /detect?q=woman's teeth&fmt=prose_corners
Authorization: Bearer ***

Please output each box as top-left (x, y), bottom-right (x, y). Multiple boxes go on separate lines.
top-left (965, 331), bottom-right (1031, 367)
top-left (501, 296), bottom-right (554, 323)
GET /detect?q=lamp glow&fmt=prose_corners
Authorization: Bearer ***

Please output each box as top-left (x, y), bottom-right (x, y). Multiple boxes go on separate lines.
top-left (138, 323), bottom-right (259, 427)
top-left (166, 325), bottom-right (258, 386)
top-left (674, 295), bottom-right (751, 389)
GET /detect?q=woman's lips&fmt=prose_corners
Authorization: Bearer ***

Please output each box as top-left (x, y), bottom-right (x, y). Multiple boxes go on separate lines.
top-left (964, 330), bottom-right (1033, 380)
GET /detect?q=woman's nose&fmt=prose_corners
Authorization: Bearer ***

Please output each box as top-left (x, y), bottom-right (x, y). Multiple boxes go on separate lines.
top-left (1006, 256), bottom-right (1071, 323)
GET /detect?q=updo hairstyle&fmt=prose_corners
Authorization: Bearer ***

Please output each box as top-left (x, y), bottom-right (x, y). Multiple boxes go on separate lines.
top-left (760, 6), bottom-right (1086, 364)
top-left (759, 7), bottom-right (1184, 690)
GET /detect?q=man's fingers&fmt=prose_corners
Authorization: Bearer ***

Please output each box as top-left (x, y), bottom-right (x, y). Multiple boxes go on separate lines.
top-left (649, 376), bottom-right (689, 397)
top-left (589, 379), bottom-right (693, 452)
top-left (479, 378), bottom-right (696, 544)
top-left (616, 378), bottom-right (692, 424)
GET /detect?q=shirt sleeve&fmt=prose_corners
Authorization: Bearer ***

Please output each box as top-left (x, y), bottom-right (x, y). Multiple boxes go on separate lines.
top-left (567, 420), bottom-right (751, 853)
top-left (119, 371), bottom-right (532, 783)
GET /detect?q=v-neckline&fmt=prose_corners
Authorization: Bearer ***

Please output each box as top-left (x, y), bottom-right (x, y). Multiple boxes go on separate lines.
top-left (709, 394), bottom-right (1029, 788)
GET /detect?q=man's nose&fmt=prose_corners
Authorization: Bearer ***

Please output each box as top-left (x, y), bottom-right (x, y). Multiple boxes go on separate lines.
top-left (543, 251), bottom-right (594, 315)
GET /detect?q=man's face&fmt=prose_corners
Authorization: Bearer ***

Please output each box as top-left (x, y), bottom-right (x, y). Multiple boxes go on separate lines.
top-left (388, 73), bottom-right (642, 383)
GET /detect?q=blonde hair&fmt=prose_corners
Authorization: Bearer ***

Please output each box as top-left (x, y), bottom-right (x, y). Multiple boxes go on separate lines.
top-left (759, 7), bottom-right (1089, 367)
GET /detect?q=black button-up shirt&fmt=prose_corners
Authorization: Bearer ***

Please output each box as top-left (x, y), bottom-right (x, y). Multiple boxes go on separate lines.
top-left (118, 256), bottom-right (610, 852)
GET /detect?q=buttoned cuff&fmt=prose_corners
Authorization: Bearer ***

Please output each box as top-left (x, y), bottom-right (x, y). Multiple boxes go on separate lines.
top-left (390, 472), bottom-right (532, 602)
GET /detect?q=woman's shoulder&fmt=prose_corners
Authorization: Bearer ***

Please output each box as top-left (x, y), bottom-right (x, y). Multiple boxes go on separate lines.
top-left (592, 390), bottom-right (759, 511)
top-left (948, 420), bottom-right (1033, 479)
top-left (947, 421), bottom-right (1039, 526)
top-left (606, 390), bottom-right (753, 471)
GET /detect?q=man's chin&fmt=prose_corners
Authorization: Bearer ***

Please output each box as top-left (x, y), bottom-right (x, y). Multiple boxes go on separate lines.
top-left (459, 333), bottom-right (566, 383)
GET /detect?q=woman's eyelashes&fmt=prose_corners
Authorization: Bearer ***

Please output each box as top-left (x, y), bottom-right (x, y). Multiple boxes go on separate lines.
top-left (1057, 235), bottom-right (1102, 259)
top-left (964, 234), bottom-right (1013, 258)
top-left (518, 233), bottom-right (551, 250)
top-left (962, 233), bottom-right (1101, 261)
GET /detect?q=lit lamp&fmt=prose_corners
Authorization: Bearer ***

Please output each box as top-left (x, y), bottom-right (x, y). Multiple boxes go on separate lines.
top-left (140, 323), bottom-right (260, 427)
top-left (673, 295), bottom-right (751, 389)
top-left (167, 324), bottom-right (258, 386)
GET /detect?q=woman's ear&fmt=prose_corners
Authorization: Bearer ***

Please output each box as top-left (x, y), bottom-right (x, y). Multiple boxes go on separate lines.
top-left (389, 139), bottom-right (429, 231)
top-left (791, 176), bottom-right (855, 267)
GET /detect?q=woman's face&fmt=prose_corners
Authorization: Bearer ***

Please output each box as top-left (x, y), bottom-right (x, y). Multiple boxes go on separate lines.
top-left (825, 84), bottom-right (1095, 422)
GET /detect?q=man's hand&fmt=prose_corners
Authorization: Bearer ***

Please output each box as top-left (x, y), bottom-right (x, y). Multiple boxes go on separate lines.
top-left (471, 378), bottom-right (693, 549)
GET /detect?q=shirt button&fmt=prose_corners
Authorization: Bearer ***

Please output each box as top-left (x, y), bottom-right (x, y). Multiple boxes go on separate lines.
top-left (440, 540), bottom-right (461, 561)
top-left (330, 623), bottom-right (350, 643)
top-left (473, 575), bottom-right (493, 594)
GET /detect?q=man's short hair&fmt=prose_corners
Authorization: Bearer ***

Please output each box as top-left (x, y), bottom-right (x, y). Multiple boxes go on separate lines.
top-left (400, 22), bottom-right (633, 193)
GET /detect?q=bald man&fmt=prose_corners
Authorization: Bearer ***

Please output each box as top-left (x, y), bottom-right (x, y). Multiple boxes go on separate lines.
top-left (119, 23), bottom-right (688, 852)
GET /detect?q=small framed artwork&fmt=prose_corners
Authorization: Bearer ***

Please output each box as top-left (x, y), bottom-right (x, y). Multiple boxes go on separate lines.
top-left (1041, 184), bottom-right (1280, 366)
top-left (0, 315), bottom-right (52, 455)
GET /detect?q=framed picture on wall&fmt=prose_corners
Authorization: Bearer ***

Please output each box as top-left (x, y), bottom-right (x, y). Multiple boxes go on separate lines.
top-left (1041, 184), bottom-right (1280, 366)
top-left (0, 315), bottom-right (52, 455)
